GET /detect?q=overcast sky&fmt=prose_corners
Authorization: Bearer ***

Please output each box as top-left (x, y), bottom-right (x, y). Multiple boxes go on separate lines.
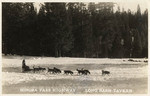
top-left (34, 2), bottom-right (148, 13)
top-left (115, 2), bottom-right (148, 13)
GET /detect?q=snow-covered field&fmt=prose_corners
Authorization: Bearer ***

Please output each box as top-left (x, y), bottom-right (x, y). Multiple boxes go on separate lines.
top-left (2, 55), bottom-right (148, 94)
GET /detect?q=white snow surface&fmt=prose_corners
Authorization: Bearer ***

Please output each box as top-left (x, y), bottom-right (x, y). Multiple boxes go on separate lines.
top-left (2, 65), bottom-right (147, 85)
top-left (2, 56), bottom-right (148, 85)
top-left (2, 56), bottom-right (147, 67)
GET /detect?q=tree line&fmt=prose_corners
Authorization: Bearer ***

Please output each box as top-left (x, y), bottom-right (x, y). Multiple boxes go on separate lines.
top-left (2, 2), bottom-right (148, 58)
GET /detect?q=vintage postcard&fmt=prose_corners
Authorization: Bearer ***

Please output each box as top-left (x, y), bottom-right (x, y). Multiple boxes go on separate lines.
top-left (1, 0), bottom-right (149, 95)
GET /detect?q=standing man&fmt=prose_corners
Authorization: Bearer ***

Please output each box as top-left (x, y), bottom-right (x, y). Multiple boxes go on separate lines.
top-left (22, 59), bottom-right (26, 72)
top-left (22, 59), bottom-right (30, 72)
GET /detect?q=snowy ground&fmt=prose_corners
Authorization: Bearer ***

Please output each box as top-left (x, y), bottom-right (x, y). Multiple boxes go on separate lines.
top-left (2, 55), bottom-right (148, 94)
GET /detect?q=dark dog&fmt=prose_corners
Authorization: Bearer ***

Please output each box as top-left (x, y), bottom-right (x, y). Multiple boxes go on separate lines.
top-left (47, 67), bottom-right (56, 74)
top-left (64, 70), bottom-right (73, 75)
top-left (33, 66), bottom-right (40, 73)
top-left (144, 60), bottom-right (148, 63)
top-left (84, 70), bottom-right (90, 74)
top-left (38, 66), bottom-right (46, 71)
top-left (76, 69), bottom-right (84, 75)
top-left (76, 69), bottom-right (90, 75)
top-left (53, 67), bottom-right (61, 74)
top-left (102, 70), bottom-right (110, 75)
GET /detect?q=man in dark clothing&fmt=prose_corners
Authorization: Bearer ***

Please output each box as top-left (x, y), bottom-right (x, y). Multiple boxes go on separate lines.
top-left (22, 59), bottom-right (30, 72)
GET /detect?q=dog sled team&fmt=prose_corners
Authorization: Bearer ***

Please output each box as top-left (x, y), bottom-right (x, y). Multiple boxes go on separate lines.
top-left (22, 59), bottom-right (110, 76)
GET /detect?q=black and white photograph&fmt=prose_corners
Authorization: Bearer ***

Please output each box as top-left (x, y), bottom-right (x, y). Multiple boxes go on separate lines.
top-left (1, 0), bottom-right (149, 95)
